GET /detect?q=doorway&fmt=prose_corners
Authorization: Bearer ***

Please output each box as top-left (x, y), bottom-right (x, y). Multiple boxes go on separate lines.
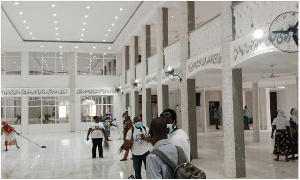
top-left (209, 101), bottom-right (220, 125)
top-left (270, 92), bottom-right (277, 124)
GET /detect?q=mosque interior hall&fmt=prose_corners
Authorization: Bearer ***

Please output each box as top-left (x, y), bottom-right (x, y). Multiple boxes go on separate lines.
top-left (1, 1), bottom-right (298, 179)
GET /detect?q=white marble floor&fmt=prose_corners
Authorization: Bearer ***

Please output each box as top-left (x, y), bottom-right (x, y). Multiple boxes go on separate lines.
top-left (1, 126), bottom-right (298, 179)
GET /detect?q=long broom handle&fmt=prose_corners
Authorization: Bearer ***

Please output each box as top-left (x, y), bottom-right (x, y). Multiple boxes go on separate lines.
top-left (18, 134), bottom-right (42, 147)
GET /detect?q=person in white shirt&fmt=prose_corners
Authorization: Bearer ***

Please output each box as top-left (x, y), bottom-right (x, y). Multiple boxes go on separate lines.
top-left (271, 110), bottom-right (292, 162)
top-left (160, 109), bottom-right (191, 162)
top-left (86, 116), bottom-right (107, 158)
top-left (125, 117), bottom-right (150, 179)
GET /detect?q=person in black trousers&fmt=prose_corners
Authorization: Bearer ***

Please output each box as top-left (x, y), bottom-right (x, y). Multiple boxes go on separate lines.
top-left (86, 116), bottom-right (107, 158)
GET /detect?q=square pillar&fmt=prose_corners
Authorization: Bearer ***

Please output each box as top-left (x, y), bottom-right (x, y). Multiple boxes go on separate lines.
top-left (252, 83), bottom-right (260, 142)
top-left (187, 79), bottom-right (197, 159)
top-left (69, 52), bottom-right (76, 132)
top-left (145, 88), bottom-right (153, 127)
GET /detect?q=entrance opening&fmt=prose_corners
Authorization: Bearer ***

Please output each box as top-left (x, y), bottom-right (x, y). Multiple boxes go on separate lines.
top-left (209, 101), bottom-right (220, 125)
top-left (270, 92), bottom-right (277, 124)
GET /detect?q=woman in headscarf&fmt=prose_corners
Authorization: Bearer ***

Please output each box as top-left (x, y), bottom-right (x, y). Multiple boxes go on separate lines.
top-left (289, 108), bottom-right (298, 159)
top-left (1, 121), bottom-right (20, 151)
top-left (271, 110), bottom-right (292, 162)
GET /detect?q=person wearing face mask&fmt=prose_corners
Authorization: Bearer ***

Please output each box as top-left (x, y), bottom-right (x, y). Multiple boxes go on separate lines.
top-left (160, 109), bottom-right (191, 162)
top-left (125, 116), bottom-right (150, 179)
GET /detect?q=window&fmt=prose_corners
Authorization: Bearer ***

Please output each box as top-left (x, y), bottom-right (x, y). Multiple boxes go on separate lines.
top-left (28, 96), bottom-right (69, 124)
top-left (77, 53), bottom-right (116, 75)
top-left (29, 52), bottom-right (69, 75)
top-left (1, 52), bottom-right (21, 75)
top-left (81, 96), bottom-right (113, 122)
top-left (1, 97), bottom-right (22, 125)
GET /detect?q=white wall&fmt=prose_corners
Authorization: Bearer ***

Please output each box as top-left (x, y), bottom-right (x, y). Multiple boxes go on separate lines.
top-left (169, 91), bottom-right (181, 127)
top-left (276, 84), bottom-right (298, 118)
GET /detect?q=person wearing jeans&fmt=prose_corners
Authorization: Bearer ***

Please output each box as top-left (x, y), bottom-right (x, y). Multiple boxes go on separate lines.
top-left (125, 117), bottom-right (150, 179)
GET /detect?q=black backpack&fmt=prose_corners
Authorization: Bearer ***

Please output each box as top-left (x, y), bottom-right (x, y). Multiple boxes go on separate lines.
top-left (152, 146), bottom-right (206, 179)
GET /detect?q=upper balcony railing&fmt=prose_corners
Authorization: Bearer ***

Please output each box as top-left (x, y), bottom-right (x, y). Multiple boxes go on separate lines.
top-left (233, 1), bottom-right (298, 40)
top-left (164, 40), bottom-right (180, 67)
top-left (189, 14), bottom-right (221, 59)
top-left (147, 54), bottom-right (157, 75)
top-left (135, 62), bottom-right (143, 80)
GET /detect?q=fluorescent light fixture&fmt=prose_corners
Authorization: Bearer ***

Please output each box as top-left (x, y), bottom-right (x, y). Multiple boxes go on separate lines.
top-left (120, 8), bottom-right (123, 11)
top-left (81, 34), bottom-right (84, 36)
top-left (23, 20), bottom-right (26, 23)
top-left (103, 40), bottom-right (106, 42)
top-left (54, 21), bottom-right (57, 24)
top-left (108, 29), bottom-right (111, 31)
top-left (52, 4), bottom-right (55, 7)
top-left (59, 46), bottom-right (62, 48)
top-left (85, 15), bottom-right (88, 18)
top-left (115, 16), bottom-right (118, 19)
top-left (57, 38), bottom-right (60, 40)
top-left (41, 45), bottom-right (43, 48)
top-left (75, 46), bottom-right (78, 49)
top-left (55, 27), bottom-right (58, 30)
top-left (15, 2), bottom-right (19, 5)
top-left (86, 6), bottom-right (90, 9)
top-left (82, 28), bottom-right (85, 31)
top-left (26, 26), bottom-right (29, 29)
top-left (83, 22), bottom-right (86, 25)
top-left (53, 14), bottom-right (57, 16)
top-left (108, 47), bottom-right (111, 49)
top-left (253, 29), bottom-right (264, 39)
top-left (112, 23), bottom-right (114, 26)
top-left (93, 47), bottom-right (96, 49)
top-left (105, 34), bottom-right (108, 37)
top-left (19, 12), bottom-right (23, 15)
top-left (29, 32), bottom-right (32, 35)
top-left (277, 86), bottom-right (285, 89)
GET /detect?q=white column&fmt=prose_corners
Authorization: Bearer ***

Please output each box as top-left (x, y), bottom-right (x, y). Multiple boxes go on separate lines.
top-left (200, 90), bottom-right (207, 132)
top-left (69, 52), bottom-right (76, 132)
top-left (266, 88), bottom-right (271, 130)
top-left (252, 83), bottom-right (260, 142)
top-left (221, 1), bottom-right (245, 178)
top-left (21, 97), bottom-right (28, 134)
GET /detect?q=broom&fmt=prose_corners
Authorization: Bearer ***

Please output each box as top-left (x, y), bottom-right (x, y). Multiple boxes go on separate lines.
top-left (104, 138), bottom-right (109, 149)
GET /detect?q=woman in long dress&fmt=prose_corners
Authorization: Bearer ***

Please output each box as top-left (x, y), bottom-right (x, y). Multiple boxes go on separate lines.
top-left (271, 110), bottom-right (292, 162)
top-left (289, 108), bottom-right (298, 159)
top-left (1, 121), bottom-right (20, 151)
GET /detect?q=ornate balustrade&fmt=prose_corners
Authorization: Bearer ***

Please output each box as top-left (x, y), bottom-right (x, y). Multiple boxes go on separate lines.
top-left (135, 62), bottom-right (143, 80)
top-left (233, 1), bottom-right (298, 40)
top-left (164, 40), bottom-right (180, 67)
top-left (189, 14), bottom-right (221, 59)
top-left (147, 54), bottom-right (157, 75)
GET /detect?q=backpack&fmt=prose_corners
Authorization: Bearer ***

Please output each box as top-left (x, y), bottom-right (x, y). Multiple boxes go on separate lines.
top-left (152, 146), bottom-right (206, 179)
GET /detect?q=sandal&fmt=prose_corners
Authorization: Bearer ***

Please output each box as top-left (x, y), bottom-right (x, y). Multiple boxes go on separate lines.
top-left (274, 158), bottom-right (279, 161)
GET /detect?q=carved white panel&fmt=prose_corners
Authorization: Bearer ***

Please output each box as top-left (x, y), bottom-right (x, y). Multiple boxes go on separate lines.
top-left (189, 15), bottom-right (221, 58)
top-left (76, 88), bottom-right (116, 95)
top-left (164, 40), bottom-right (180, 67)
top-left (135, 63), bottom-right (143, 80)
top-left (233, 1), bottom-right (298, 40)
top-left (1, 88), bottom-right (70, 96)
top-left (147, 54), bottom-right (157, 75)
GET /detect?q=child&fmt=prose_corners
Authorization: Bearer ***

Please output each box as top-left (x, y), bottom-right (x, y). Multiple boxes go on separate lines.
top-left (1, 121), bottom-right (20, 151)
top-left (86, 116), bottom-right (107, 158)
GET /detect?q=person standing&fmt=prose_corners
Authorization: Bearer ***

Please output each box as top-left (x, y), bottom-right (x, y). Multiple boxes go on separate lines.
top-left (125, 117), bottom-right (150, 179)
top-left (120, 114), bottom-right (133, 161)
top-left (289, 108), bottom-right (298, 160)
top-left (1, 121), bottom-right (20, 151)
top-left (146, 117), bottom-right (188, 179)
top-left (214, 106), bottom-right (221, 130)
top-left (160, 109), bottom-right (190, 162)
top-left (103, 112), bottom-right (118, 140)
top-left (243, 105), bottom-right (250, 130)
top-left (271, 110), bottom-right (292, 162)
top-left (86, 116), bottom-right (107, 158)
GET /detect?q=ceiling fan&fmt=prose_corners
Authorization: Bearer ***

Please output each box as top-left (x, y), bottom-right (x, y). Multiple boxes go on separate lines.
top-left (260, 65), bottom-right (295, 79)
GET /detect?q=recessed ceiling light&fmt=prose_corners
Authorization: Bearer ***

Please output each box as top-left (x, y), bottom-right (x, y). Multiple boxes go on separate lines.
top-left (52, 4), bottom-right (55, 8)
top-left (120, 8), bottom-right (123, 11)
top-left (32, 37), bottom-right (35, 39)
top-left (86, 6), bottom-right (90, 9)
top-left (14, 61), bottom-right (16, 64)
top-left (29, 32), bottom-right (32, 35)
top-left (15, 2), bottom-right (19, 5)
top-left (115, 16), bottom-right (118, 19)
top-left (57, 38), bottom-right (60, 40)
top-left (93, 55), bottom-right (96, 57)
top-left (60, 53), bottom-right (62, 55)
top-left (53, 14), bottom-right (57, 17)
top-left (172, 15), bottom-right (174, 18)
top-left (156, 29), bottom-right (157, 31)
top-left (81, 34), bottom-right (84, 36)
top-left (108, 29), bottom-right (111, 32)
top-left (23, 20), bottom-right (26, 23)
top-left (104, 53), bottom-right (106, 55)
top-left (18, 66), bottom-right (21, 68)
top-left (93, 47), bottom-right (96, 49)
top-left (54, 21), bottom-right (57, 24)
top-left (83, 22), bottom-right (86, 25)
top-left (85, 15), bottom-right (88, 18)
top-left (112, 23), bottom-right (115, 26)
top-left (80, 39), bottom-right (83, 41)
top-left (26, 26), bottom-right (29, 29)
top-left (103, 39), bottom-right (106, 42)
top-left (55, 27), bottom-right (58, 30)
top-left (56, 33), bottom-right (59, 36)
top-left (108, 47), bottom-right (111, 49)
top-left (19, 12), bottom-right (23, 15)
top-left (59, 46), bottom-right (62, 48)
top-left (75, 46), bottom-right (78, 49)
top-left (82, 28), bottom-right (85, 31)
top-left (105, 34), bottom-right (108, 37)
top-left (41, 45), bottom-right (43, 48)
